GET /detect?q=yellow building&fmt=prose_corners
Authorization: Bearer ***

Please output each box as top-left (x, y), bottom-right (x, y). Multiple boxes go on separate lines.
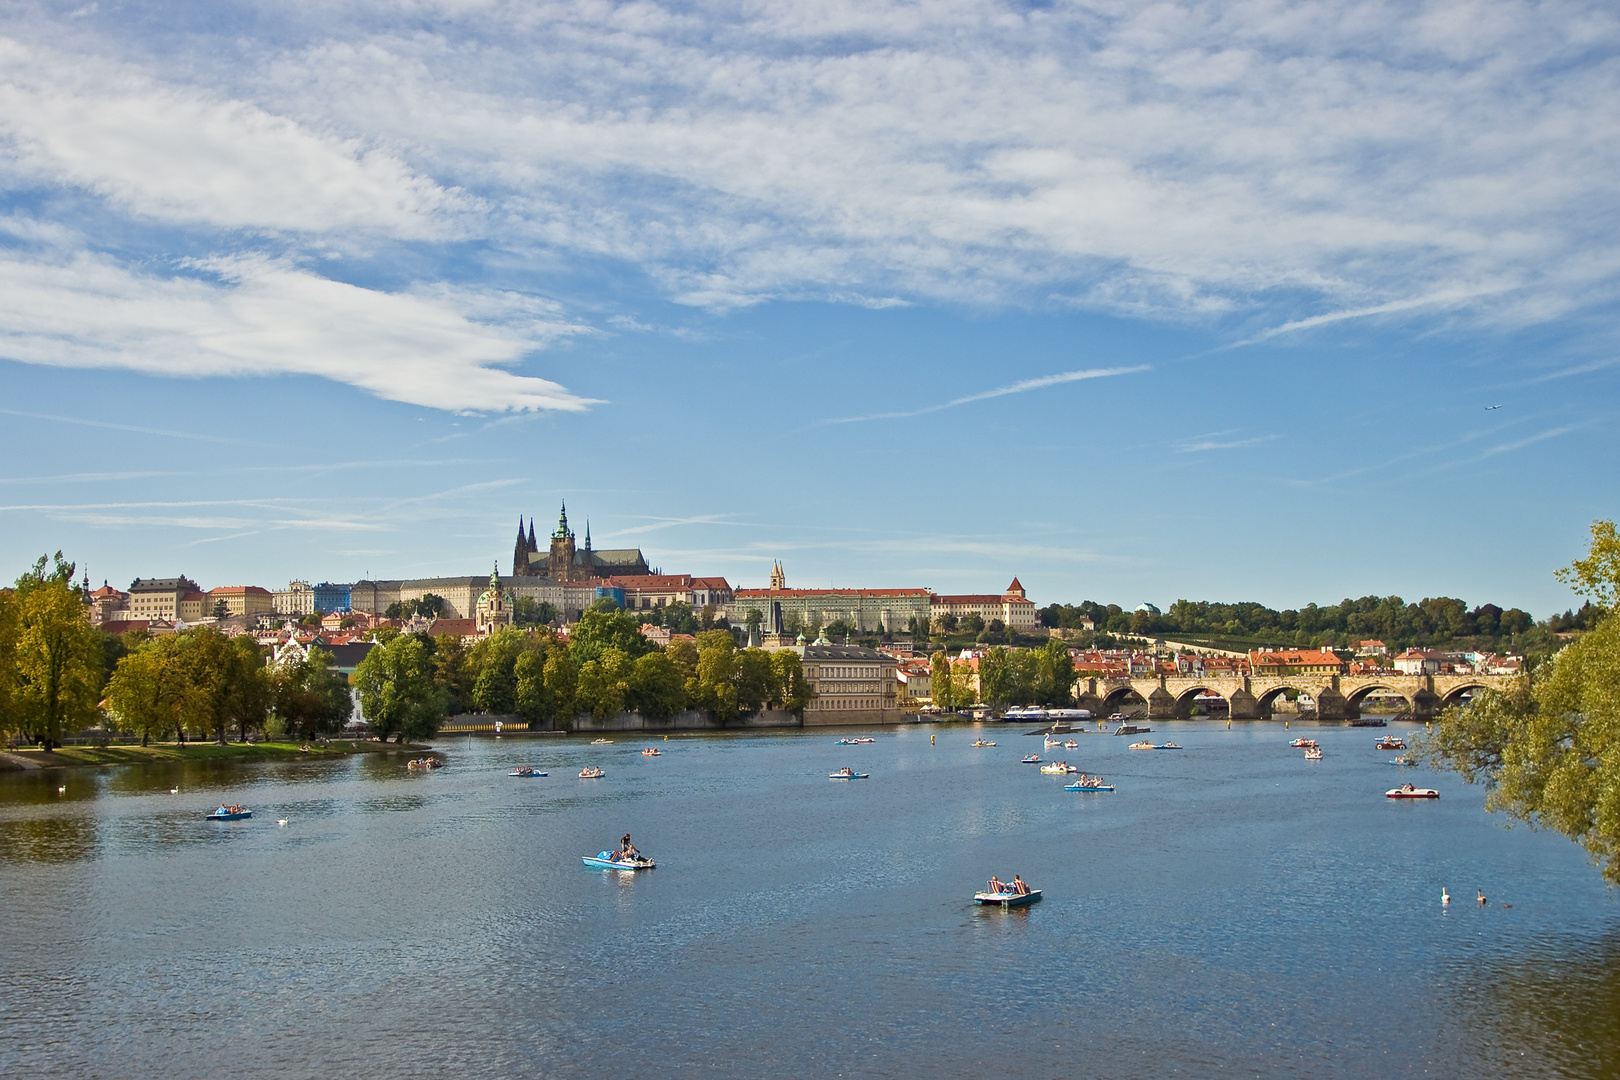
top-left (208, 586), bottom-right (275, 618)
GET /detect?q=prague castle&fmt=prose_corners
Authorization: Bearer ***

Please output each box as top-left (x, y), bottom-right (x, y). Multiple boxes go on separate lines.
top-left (511, 503), bottom-right (651, 581)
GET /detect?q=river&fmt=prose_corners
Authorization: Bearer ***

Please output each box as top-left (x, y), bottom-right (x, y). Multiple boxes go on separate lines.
top-left (2, 719), bottom-right (1616, 1079)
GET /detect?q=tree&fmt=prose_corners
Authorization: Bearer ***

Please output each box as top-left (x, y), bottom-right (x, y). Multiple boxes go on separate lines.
top-left (177, 628), bottom-right (269, 744)
top-left (354, 634), bottom-right (447, 742)
top-left (772, 650), bottom-right (811, 713)
top-left (745, 608), bottom-right (764, 633)
top-left (979, 647), bottom-right (1014, 708)
top-left (575, 646), bottom-right (631, 721)
top-left (691, 630), bottom-right (739, 723)
top-left (104, 638), bottom-right (184, 746)
top-left (735, 647), bottom-right (777, 715)
top-left (569, 599), bottom-right (655, 665)
top-left (272, 646), bottom-right (353, 740)
top-left (12, 556), bottom-right (103, 751)
top-left (470, 627), bottom-right (531, 715)
top-left (212, 598), bottom-right (230, 620)
top-left (543, 648), bottom-right (578, 727)
top-left (626, 652), bottom-right (687, 718)
top-left (1426, 523), bottom-right (1620, 882)
top-left (930, 650), bottom-right (953, 710)
top-left (1554, 519), bottom-right (1620, 611)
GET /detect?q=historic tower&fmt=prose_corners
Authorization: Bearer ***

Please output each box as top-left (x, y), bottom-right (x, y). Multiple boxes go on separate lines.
top-left (549, 502), bottom-right (580, 580)
top-left (769, 560), bottom-right (786, 590)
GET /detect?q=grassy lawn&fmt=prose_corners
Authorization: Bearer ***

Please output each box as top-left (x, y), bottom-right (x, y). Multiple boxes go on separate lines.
top-left (6, 741), bottom-right (414, 770)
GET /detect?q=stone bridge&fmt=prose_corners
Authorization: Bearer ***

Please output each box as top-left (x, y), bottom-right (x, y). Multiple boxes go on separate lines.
top-left (1077, 672), bottom-right (1516, 721)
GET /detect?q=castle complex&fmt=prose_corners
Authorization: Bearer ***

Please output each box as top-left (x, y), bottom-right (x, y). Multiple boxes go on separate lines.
top-left (511, 503), bottom-right (651, 581)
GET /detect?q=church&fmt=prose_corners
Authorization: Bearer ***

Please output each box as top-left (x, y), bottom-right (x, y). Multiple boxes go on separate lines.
top-left (511, 503), bottom-right (651, 581)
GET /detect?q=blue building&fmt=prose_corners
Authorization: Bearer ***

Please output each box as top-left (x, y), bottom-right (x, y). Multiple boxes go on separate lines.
top-left (313, 582), bottom-right (352, 614)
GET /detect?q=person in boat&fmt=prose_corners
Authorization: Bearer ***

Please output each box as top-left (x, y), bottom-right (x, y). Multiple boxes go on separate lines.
top-left (1012, 875), bottom-right (1029, 895)
top-left (987, 876), bottom-right (1005, 894)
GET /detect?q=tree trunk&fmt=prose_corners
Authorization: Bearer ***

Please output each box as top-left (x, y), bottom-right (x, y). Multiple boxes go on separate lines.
top-left (141, 733), bottom-right (149, 747)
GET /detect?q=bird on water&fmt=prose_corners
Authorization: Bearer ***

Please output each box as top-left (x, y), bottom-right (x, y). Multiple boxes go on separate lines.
top-left (1478, 889), bottom-right (1488, 905)
top-left (1442, 888), bottom-right (1450, 905)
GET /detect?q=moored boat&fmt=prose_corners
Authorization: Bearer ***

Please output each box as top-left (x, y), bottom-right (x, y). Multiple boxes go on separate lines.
top-left (206, 805), bottom-right (251, 820)
top-left (508, 767), bottom-right (547, 777)
top-left (582, 851), bottom-right (655, 870)
top-left (1386, 784), bottom-right (1439, 799)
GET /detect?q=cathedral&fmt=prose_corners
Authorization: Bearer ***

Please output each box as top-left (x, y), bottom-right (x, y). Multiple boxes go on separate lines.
top-left (511, 503), bottom-right (652, 581)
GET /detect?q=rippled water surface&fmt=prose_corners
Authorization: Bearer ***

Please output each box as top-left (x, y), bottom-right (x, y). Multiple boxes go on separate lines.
top-left (3, 720), bottom-right (1617, 1079)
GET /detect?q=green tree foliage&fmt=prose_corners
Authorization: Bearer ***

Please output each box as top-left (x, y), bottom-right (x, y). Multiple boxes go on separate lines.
top-left (427, 633), bottom-right (475, 716)
top-left (105, 629), bottom-right (270, 745)
top-left (272, 646), bottom-right (353, 740)
top-left (354, 634), bottom-right (448, 742)
top-left (691, 630), bottom-right (739, 723)
top-left (9, 555), bottom-right (103, 751)
top-left (383, 593), bottom-right (447, 620)
top-left (626, 652), bottom-right (687, 718)
top-left (1554, 519), bottom-right (1620, 611)
top-left (180, 629), bottom-right (270, 744)
top-left (772, 650), bottom-right (811, 714)
top-left (542, 648), bottom-right (578, 727)
top-left (511, 596), bottom-right (560, 627)
top-left (568, 599), bottom-right (655, 665)
top-left (1426, 521), bottom-right (1620, 883)
top-left (930, 650), bottom-right (954, 710)
top-left (104, 637), bottom-right (185, 745)
top-left (735, 648), bottom-right (777, 714)
top-left (575, 646), bottom-right (631, 721)
top-left (470, 628), bottom-right (531, 715)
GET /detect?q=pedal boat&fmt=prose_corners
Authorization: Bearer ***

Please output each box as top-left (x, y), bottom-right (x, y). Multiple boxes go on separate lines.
top-left (837, 736), bottom-right (876, 745)
top-left (640, 748), bottom-right (662, 756)
top-left (1289, 737), bottom-right (1318, 748)
top-left (1039, 761), bottom-right (1074, 774)
top-left (1389, 755), bottom-right (1418, 767)
top-left (975, 888), bottom-right (1042, 907)
top-left (206, 806), bottom-right (252, 820)
top-left (1065, 780), bottom-right (1114, 792)
top-left (579, 766), bottom-right (605, 779)
top-left (1386, 785), bottom-right (1439, 799)
top-left (582, 851), bottom-right (655, 871)
top-left (828, 767), bottom-right (869, 779)
top-left (1376, 736), bottom-right (1407, 750)
top-left (1021, 754), bottom-right (1041, 764)
top-left (970, 739), bottom-right (996, 747)
top-left (1304, 747), bottom-right (1323, 760)
top-left (589, 738), bottom-right (612, 745)
top-left (508, 767), bottom-right (548, 777)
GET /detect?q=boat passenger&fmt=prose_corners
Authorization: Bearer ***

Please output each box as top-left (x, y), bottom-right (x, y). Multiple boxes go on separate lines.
top-left (987, 876), bottom-right (1005, 894)
top-left (1012, 875), bottom-right (1029, 895)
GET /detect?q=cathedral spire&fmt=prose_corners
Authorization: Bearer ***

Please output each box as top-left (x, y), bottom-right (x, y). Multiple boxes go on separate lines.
top-left (584, 520), bottom-right (592, 552)
top-left (528, 518), bottom-right (537, 548)
top-left (553, 500), bottom-right (572, 540)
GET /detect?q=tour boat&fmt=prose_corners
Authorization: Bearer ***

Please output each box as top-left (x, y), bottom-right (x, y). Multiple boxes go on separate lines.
top-left (970, 739), bottom-right (996, 747)
top-left (974, 887), bottom-right (1042, 907)
top-left (582, 851), bottom-right (655, 871)
top-left (579, 766), bottom-right (605, 779)
top-left (590, 738), bottom-right (612, 745)
top-left (1386, 785), bottom-right (1439, 799)
top-left (641, 748), bottom-right (662, 756)
top-left (1289, 738), bottom-right (1318, 748)
top-left (1304, 747), bottom-right (1323, 760)
top-left (1065, 779), bottom-right (1114, 792)
top-left (828, 767), bottom-right (869, 779)
top-left (508, 767), bottom-right (547, 777)
top-left (1376, 736), bottom-right (1407, 751)
top-left (206, 805), bottom-right (251, 820)
top-left (1021, 754), bottom-right (1041, 764)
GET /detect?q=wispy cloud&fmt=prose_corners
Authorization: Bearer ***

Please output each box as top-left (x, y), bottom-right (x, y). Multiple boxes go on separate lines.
top-left (1176, 432), bottom-right (1279, 453)
top-left (828, 365), bottom-right (1149, 424)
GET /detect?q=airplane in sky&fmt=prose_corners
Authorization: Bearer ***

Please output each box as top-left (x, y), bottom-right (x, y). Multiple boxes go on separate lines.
top-left (1485, 404), bottom-right (1504, 410)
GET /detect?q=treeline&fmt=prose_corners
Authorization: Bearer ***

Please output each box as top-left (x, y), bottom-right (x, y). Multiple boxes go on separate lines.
top-left (1039, 595), bottom-right (1547, 651)
top-left (931, 639), bottom-right (1076, 710)
top-left (354, 601), bottom-right (809, 741)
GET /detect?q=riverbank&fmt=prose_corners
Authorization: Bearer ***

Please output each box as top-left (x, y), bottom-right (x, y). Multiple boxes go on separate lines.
top-left (0, 740), bottom-right (425, 772)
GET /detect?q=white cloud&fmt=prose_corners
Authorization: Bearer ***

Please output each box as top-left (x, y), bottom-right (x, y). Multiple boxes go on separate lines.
top-left (0, 36), bottom-right (468, 236)
top-left (0, 250), bottom-right (597, 412)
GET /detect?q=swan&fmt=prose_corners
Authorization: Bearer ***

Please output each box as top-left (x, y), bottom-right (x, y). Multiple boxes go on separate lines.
top-left (57, 785), bottom-right (66, 794)
top-left (169, 787), bottom-right (179, 795)
top-left (1477, 889), bottom-right (1487, 905)
top-left (277, 818), bottom-right (288, 827)
top-left (1441, 888), bottom-right (1450, 905)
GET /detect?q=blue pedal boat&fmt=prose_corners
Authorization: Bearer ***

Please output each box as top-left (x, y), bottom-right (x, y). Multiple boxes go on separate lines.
top-left (828, 768), bottom-right (869, 779)
top-left (206, 807), bottom-right (252, 820)
top-left (1064, 781), bottom-right (1114, 792)
top-left (582, 851), bottom-right (655, 871)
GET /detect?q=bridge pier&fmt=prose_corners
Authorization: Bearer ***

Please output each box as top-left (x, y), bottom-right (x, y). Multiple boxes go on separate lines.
top-left (1411, 684), bottom-right (1442, 721)
top-left (1315, 685), bottom-right (1354, 721)
top-left (1228, 686), bottom-right (1263, 720)
top-left (1075, 678), bottom-right (1105, 717)
top-left (1147, 681), bottom-right (1179, 720)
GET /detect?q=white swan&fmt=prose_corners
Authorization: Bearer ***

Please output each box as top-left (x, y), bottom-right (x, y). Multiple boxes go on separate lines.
top-left (277, 818), bottom-right (288, 827)
top-left (1477, 889), bottom-right (1487, 905)
top-left (1441, 888), bottom-right (1450, 905)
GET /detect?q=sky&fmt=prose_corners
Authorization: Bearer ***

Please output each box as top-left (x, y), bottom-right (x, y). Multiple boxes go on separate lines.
top-left (1, 0), bottom-right (1618, 618)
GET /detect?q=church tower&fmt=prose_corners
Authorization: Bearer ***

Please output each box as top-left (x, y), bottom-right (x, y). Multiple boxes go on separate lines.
top-left (512, 518), bottom-right (534, 577)
top-left (769, 560), bottom-right (786, 590)
top-left (549, 501), bottom-right (580, 580)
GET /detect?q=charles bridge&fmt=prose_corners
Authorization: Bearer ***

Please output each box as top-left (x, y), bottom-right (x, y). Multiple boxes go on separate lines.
top-left (1076, 672), bottom-right (1516, 721)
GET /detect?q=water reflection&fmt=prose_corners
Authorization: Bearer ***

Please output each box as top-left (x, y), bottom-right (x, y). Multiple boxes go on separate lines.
top-left (0, 813), bottom-right (100, 862)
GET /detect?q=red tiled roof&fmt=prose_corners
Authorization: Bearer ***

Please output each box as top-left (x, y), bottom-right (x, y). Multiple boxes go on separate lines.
top-left (607, 574), bottom-right (692, 589)
top-left (934, 594), bottom-right (1033, 605)
top-left (733, 588), bottom-right (930, 598)
top-left (690, 577), bottom-right (731, 589)
top-left (209, 585), bottom-right (272, 596)
top-left (427, 618), bottom-right (477, 637)
top-left (1248, 649), bottom-right (1342, 666)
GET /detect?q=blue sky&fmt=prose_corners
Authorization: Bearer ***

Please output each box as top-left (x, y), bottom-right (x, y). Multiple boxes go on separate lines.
top-left (2, 0), bottom-right (1617, 617)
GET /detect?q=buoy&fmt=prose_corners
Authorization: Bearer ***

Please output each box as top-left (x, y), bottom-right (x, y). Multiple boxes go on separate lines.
top-left (930, 733), bottom-right (936, 745)
top-left (1442, 888), bottom-right (1450, 905)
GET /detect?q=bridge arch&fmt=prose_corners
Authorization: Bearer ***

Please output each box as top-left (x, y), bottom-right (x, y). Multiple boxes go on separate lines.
top-left (1256, 685), bottom-right (1308, 718)
top-left (1345, 683), bottom-right (1413, 715)
top-left (1173, 686), bottom-right (1228, 718)
top-left (1440, 683), bottom-right (1492, 709)
top-left (1102, 686), bottom-right (1148, 715)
